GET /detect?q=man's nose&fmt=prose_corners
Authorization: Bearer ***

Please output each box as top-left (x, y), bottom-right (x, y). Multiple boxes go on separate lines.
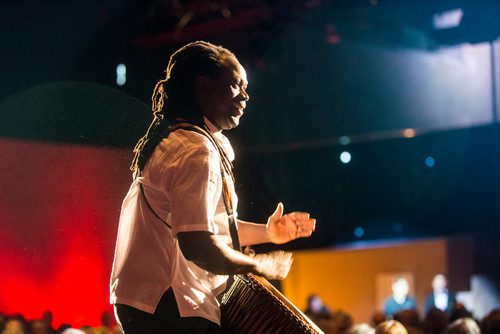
top-left (241, 88), bottom-right (250, 101)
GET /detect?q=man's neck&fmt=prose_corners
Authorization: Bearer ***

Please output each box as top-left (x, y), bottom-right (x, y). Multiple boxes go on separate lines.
top-left (203, 117), bottom-right (221, 134)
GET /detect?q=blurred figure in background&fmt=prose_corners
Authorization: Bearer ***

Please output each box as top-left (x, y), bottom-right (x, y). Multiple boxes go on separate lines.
top-left (449, 303), bottom-right (474, 324)
top-left (30, 319), bottom-right (49, 334)
top-left (375, 320), bottom-right (408, 334)
top-left (372, 311), bottom-right (387, 328)
top-left (445, 318), bottom-right (480, 334)
top-left (394, 310), bottom-right (422, 334)
top-left (480, 308), bottom-right (500, 334)
top-left (422, 308), bottom-right (449, 334)
top-left (1, 316), bottom-right (28, 334)
top-left (348, 323), bottom-right (375, 334)
top-left (425, 274), bottom-right (456, 315)
top-left (384, 278), bottom-right (417, 318)
top-left (305, 294), bottom-right (332, 317)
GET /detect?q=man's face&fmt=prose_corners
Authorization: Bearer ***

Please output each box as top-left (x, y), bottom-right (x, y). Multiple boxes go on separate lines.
top-left (432, 274), bottom-right (447, 291)
top-left (393, 279), bottom-right (409, 298)
top-left (198, 60), bottom-right (249, 130)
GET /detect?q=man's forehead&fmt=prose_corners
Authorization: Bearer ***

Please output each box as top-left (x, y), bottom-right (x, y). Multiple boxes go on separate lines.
top-left (238, 65), bottom-right (248, 83)
top-left (222, 60), bottom-right (248, 82)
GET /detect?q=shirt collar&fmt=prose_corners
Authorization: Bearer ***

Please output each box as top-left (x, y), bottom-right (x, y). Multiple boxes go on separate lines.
top-left (203, 117), bottom-right (235, 162)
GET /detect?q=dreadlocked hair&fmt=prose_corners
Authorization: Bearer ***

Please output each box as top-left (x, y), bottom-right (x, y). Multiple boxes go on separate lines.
top-left (130, 41), bottom-right (237, 179)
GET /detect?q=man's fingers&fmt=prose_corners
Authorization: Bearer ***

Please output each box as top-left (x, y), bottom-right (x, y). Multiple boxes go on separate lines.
top-left (271, 202), bottom-right (284, 221)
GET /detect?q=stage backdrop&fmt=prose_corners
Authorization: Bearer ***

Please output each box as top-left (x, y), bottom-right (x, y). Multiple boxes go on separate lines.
top-left (0, 138), bottom-right (132, 327)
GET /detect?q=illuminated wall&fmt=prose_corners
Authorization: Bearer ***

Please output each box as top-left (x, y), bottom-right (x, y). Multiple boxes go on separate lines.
top-left (282, 238), bottom-right (473, 324)
top-left (0, 139), bottom-right (132, 327)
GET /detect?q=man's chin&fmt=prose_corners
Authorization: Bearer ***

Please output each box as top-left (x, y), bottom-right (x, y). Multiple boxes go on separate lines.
top-left (222, 117), bottom-right (240, 130)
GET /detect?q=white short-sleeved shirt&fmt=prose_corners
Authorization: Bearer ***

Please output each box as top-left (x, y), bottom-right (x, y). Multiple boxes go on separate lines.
top-left (110, 121), bottom-right (237, 325)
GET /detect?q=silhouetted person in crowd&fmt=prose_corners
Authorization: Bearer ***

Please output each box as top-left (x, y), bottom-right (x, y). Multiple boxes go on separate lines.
top-left (445, 318), bottom-right (480, 334)
top-left (0, 313), bottom-right (6, 334)
top-left (2, 315), bottom-right (28, 334)
top-left (425, 274), bottom-right (456, 315)
top-left (372, 311), bottom-right (387, 328)
top-left (334, 310), bottom-right (354, 334)
top-left (348, 323), bottom-right (375, 334)
top-left (30, 319), bottom-right (50, 334)
top-left (394, 310), bottom-right (422, 334)
top-left (481, 308), bottom-right (500, 334)
top-left (384, 277), bottom-right (417, 318)
top-left (305, 294), bottom-right (332, 317)
top-left (375, 320), bottom-right (408, 334)
top-left (40, 311), bottom-right (56, 334)
top-left (449, 303), bottom-right (474, 323)
top-left (423, 308), bottom-right (449, 334)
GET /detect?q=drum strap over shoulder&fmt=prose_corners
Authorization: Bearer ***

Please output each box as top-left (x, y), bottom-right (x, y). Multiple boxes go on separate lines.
top-left (140, 121), bottom-right (242, 251)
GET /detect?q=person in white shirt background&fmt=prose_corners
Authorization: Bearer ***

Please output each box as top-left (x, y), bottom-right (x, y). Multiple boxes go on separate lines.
top-left (425, 274), bottom-right (457, 315)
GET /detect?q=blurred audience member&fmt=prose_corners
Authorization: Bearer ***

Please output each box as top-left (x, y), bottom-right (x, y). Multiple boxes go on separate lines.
top-left (449, 303), bottom-right (474, 323)
top-left (372, 311), bottom-right (387, 328)
top-left (480, 308), bottom-right (500, 334)
top-left (375, 320), bottom-right (408, 334)
top-left (423, 308), bottom-right (449, 334)
top-left (334, 310), bottom-right (354, 334)
top-left (445, 318), bottom-right (480, 334)
top-left (60, 329), bottom-right (85, 334)
top-left (79, 325), bottom-right (93, 334)
top-left (394, 310), bottom-right (422, 334)
top-left (40, 311), bottom-right (56, 334)
top-left (1, 317), bottom-right (27, 334)
top-left (30, 320), bottom-right (49, 334)
top-left (56, 324), bottom-right (73, 334)
top-left (348, 323), bottom-right (376, 334)
top-left (425, 274), bottom-right (456, 315)
top-left (0, 313), bottom-right (6, 334)
top-left (305, 294), bottom-right (332, 317)
top-left (384, 278), bottom-right (417, 318)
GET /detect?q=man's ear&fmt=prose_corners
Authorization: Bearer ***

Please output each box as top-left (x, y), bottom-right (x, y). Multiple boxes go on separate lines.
top-left (194, 75), bottom-right (209, 96)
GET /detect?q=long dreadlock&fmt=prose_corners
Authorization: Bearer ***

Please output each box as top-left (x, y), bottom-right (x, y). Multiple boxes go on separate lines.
top-left (130, 41), bottom-right (237, 179)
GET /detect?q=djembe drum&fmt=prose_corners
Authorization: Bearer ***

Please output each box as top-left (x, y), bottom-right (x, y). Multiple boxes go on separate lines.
top-left (220, 274), bottom-right (324, 334)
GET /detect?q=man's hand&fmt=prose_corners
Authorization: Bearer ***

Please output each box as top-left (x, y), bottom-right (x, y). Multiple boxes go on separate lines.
top-left (253, 250), bottom-right (293, 280)
top-left (266, 202), bottom-right (316, 245)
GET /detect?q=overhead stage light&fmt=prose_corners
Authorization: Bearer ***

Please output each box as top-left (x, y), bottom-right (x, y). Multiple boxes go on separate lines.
top-left (340, 151), bottom-right (352, 164)
top-left (433, 8), bottom-right (463, 30)
top-left (116, 63), bottom-right (126, 86)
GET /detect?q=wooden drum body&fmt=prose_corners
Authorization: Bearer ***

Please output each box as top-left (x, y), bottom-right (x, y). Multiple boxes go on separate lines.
top-left (220, 274), bottom-right (324, 334)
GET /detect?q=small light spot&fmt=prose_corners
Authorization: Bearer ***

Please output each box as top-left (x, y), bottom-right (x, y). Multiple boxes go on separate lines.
top-left (340, 151), bottom-right (351, 164)
top-left (116, 63), bottom-right (126, 86)
top-left (339, 136), bottom-right (351, 145)
top-left (403, 128), bottom-right (416, 138)
top-left (425, 156), bottom-right (435, 167)
top-left (354, 227), bottom-right (364, 238)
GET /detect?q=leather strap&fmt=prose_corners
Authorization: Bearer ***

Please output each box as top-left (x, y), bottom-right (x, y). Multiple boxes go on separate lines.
top-left (172, 123), bottom-right (241, 252)
top-left (140, 183), bottom-right (172, 229)
top-left (138, 122), bottom-right (242, 252)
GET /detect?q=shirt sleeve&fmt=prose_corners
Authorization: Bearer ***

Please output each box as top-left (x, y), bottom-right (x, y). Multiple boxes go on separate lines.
top-left (167, 138), bottom-right (221, 235)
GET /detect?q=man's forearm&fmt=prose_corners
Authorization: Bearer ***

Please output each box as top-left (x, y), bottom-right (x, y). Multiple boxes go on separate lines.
top-left (178, 231), bottom-right (258, 274)
top-left (237, 220), bottom-right (270, 246)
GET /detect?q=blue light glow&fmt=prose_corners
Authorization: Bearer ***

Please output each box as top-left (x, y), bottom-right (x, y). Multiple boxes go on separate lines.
top-left (354, 227), bottom-right (364, 238)
top-left (116, 63), bottom-right (126, 86)
top-left (340, 151), bottom-right (351, 164)
top-left (425, 156), bottom-right (435, 167)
